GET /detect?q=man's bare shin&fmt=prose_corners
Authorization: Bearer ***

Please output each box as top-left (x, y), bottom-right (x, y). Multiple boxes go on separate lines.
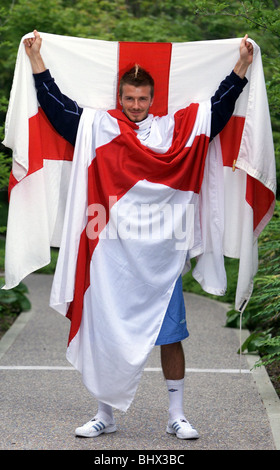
top-left (160, 342), bottom-right (185, 380)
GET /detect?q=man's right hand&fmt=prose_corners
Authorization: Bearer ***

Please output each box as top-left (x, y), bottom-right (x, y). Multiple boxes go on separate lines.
top-left (23, 30), bottom-right (46, 74)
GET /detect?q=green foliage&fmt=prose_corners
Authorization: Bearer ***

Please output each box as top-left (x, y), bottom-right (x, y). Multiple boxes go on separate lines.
top-left (0, 277), bottom-right (31, 335)
top-left (253, 337), bottom-right (280, 369)
top-left (0, 278), bottom-right (31, 313)
top-left (0, 96), bottom-right (11, 192)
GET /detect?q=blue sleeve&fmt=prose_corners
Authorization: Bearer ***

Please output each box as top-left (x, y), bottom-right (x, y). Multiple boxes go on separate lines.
top-left (34, 69), bottom-right (247, 145)
top-left (210, 71), bottom-right (248, 140)
top-left (33, 69), bottom-right (83, 146)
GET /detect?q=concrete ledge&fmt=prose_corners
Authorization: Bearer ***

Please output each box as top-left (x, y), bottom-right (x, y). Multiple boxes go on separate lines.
top-left (0, 310), bottom-right (34, 361)
top-left (239, 329), bottom-right (280, 450)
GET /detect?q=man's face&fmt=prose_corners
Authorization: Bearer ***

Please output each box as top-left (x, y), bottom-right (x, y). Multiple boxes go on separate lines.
top-left (119, 84), bottom-right (153, 122)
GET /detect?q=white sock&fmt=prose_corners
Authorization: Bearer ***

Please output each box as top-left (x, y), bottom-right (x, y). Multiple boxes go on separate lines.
top-left (96, 401), bottom-right (114, 424)
top-left (166, 378), bottom-right (185, 422)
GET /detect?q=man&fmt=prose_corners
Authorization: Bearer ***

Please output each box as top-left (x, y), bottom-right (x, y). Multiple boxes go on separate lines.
top-left (24, 31), bottom-right (253, 439)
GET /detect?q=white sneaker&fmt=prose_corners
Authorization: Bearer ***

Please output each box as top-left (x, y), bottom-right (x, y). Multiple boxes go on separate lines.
top-left (166, 418), bottom-right (199, 439)
top-left (75, 416), bottom-right (117, 437)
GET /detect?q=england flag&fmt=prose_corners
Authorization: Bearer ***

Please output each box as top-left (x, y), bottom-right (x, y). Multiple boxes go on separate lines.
top-left (3, 33), bottom-right (276, 410)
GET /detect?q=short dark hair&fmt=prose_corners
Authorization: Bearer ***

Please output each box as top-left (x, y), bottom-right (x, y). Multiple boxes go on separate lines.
top-left (119, 64), bottom-right (154, 98)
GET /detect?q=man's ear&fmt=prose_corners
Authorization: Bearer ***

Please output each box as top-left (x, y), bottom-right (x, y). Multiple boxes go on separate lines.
top-left (118, 94), bottom-right (122, 107)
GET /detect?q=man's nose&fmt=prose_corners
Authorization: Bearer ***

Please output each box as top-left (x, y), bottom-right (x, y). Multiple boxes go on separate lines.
top-left (132, 100), bottom-right (141, 108)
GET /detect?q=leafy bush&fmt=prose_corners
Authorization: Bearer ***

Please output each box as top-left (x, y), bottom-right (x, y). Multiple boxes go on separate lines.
top-left (0, 277), bottom-right (31, 336)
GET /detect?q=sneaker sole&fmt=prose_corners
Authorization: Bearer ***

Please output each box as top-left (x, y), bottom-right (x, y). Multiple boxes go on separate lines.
top-left (166, 425), bottom-right (199, 440)
top-left (75, 423), bottom-right (117, 438)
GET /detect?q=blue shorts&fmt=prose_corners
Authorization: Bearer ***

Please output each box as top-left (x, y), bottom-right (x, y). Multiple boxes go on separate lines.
top-left (155, 276), bottom-right (189, 346)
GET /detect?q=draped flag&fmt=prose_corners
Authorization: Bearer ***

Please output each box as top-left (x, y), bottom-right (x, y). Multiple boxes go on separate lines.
top-left (3, 32), bottom-right (276, 410)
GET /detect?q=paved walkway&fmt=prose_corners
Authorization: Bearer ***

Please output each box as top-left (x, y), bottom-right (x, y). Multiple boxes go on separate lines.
top-left (0, 273), bottom-right (279, 451)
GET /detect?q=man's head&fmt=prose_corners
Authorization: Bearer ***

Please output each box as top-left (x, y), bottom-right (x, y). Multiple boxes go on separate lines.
top-left (118, 65), bottom-right (155, 122)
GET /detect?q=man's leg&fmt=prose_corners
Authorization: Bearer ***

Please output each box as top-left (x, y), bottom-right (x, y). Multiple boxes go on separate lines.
top-left (161, 342), bottom-right (199, 439)
top-left (75, 401), bottom-right (116, 438)
top-left (161, 342), bottom-right (185, 420)
top-left (160, 341), bottom-right (185, 380)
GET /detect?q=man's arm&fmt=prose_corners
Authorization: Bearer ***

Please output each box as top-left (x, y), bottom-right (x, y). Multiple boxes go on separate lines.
top-left (233, 34), bottom-right (254, 79)
top-left (33, 69), bottom-right (82, 146)
top-left (210, 34), bottom-right (253, 140)
top-left (24, 30), bottom-right (82, 146)
top-left (210, 71), bottom-right (247, 139)
top-left (24, 30), bottom-right (46, 74)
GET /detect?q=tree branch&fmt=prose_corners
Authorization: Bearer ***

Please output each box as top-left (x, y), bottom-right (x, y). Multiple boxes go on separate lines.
top-left (195, 9), bottom-right (280, 39)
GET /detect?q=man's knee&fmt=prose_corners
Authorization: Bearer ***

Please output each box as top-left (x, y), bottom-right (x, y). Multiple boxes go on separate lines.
top-left (161, 341), bottom-right (182, 352)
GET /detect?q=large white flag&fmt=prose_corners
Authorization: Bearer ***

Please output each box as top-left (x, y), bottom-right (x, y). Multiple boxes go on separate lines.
top-left (3, 33), bottom-right (276, 410)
